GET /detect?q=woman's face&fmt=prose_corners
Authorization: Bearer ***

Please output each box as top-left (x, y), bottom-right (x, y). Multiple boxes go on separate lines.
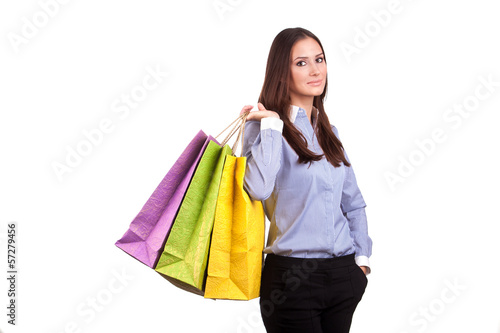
top-left (289, 37), bottom-right (327, 104)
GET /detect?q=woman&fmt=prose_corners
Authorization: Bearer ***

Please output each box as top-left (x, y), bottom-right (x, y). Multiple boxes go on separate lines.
top-left (240, 27), bottom-right (373, 332)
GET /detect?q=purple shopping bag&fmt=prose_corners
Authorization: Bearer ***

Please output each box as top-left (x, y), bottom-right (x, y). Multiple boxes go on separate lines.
top-left (115, 130), bottom-right (213, 268)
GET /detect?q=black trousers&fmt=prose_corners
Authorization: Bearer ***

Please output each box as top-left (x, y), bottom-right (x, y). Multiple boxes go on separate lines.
top-left (259, 253), bottom-right (368, 333)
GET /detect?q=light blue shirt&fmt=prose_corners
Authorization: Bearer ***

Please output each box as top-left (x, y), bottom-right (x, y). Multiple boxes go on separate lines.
top-left (242, 105), bottom-right (372, 273)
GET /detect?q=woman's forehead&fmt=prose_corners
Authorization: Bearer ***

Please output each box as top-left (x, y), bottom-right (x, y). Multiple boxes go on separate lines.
top-left (291, 37), bottom-right (323, 58)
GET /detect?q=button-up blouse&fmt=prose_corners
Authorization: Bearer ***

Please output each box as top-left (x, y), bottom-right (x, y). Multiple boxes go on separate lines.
top-left (242, 105), bottom-right (372, 273)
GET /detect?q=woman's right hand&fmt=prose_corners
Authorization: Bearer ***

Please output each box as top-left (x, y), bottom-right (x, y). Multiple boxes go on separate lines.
top-left (240, 103), bottom-right (280, 121)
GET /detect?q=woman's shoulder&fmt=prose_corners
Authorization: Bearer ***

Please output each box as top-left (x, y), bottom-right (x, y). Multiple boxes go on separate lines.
top-left (330, 124), bottom-right (340, 138)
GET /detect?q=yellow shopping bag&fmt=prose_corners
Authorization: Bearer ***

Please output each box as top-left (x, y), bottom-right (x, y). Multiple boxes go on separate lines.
top-left (204, 152), bottom-right (265, 300)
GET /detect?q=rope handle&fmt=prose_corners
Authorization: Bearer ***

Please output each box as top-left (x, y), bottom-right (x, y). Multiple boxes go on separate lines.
top-left (214, 111), bottom-right (250, 157)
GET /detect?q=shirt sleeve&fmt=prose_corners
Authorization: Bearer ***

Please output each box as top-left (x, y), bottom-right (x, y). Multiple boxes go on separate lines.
top-left (332, 125), bottom-right (373, 275)
top-left (242, 117), bottom-right (284, 201)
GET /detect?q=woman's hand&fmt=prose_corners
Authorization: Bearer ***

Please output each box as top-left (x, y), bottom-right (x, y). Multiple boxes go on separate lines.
top-left (240, 103), bottom-right (280, 121)
top-left (360, 266), bottom-right (368, 275)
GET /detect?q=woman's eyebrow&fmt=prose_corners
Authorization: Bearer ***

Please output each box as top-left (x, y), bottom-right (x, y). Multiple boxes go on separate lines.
top-left (293, 53), bottom-right (324, 61)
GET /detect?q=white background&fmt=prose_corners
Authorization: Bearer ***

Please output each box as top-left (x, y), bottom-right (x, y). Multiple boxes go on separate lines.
top-left (1, 0), bottom-right (499, 332)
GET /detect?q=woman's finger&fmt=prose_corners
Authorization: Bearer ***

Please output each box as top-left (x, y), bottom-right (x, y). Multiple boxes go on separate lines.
top-left (240, 105), bottom-right (253, 115)
top-left (245, 110), bottom-right (265, 121)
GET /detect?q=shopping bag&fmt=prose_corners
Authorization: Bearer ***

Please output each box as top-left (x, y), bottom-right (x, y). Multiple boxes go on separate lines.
top-left (115, 130), bottom-right (209, 268)
top-left (204, 118), bottom-right (266, 300)
top-left (154, 140), bottom-right (232, 295)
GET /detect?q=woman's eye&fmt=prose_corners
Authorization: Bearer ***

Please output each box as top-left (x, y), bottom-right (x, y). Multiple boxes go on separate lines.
top-left (297, 61), bottom-right (307, 66)
top-left (316, 57), bottom-right (324, 63)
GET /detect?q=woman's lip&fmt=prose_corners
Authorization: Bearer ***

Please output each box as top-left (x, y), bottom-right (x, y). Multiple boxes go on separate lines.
top-left (307, 79), bottom-right (323, 86)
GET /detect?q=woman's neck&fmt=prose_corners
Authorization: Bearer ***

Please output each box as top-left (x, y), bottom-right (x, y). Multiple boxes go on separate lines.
top-left (290, 97), bottom-right (314, 124)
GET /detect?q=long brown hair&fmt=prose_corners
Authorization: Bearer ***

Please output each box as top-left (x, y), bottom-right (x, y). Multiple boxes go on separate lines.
top-left (258, 27), bottom-right (351, 168)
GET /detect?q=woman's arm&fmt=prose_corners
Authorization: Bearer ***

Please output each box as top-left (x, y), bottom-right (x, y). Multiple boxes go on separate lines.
top-left (241, 104), bottom-right (283, 201)
top-left (333, 125), bottom-right (373, 274)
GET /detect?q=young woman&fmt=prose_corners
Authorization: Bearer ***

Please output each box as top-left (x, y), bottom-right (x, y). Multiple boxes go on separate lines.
top-left (240, 27), bottom-right (373, 332)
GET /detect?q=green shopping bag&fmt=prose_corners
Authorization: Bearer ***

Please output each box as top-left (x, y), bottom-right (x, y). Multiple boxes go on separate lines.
top-left (154, 140), bottom-right (232, 295)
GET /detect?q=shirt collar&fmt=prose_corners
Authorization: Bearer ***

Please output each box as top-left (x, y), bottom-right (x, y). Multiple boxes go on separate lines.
top-left (289, 105), bottom-right (319, 126)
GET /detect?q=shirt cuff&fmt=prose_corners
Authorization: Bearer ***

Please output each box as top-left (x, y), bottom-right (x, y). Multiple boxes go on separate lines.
top-left (260, 117), bottom-right (283, 133)
top-left (355, 255), bottom-right (371, 275)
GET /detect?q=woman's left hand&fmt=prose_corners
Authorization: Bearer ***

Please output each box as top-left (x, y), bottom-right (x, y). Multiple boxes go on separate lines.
top-left (360, 266), bottom-right (368, 275)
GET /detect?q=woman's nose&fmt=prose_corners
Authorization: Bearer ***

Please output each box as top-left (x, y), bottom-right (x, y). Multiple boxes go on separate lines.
top-left (310, 62), bottom-right (321, 75)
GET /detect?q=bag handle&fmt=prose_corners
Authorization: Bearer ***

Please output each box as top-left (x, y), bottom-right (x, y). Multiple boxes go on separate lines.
top-left (215, 111), bottom-right (250, 156)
